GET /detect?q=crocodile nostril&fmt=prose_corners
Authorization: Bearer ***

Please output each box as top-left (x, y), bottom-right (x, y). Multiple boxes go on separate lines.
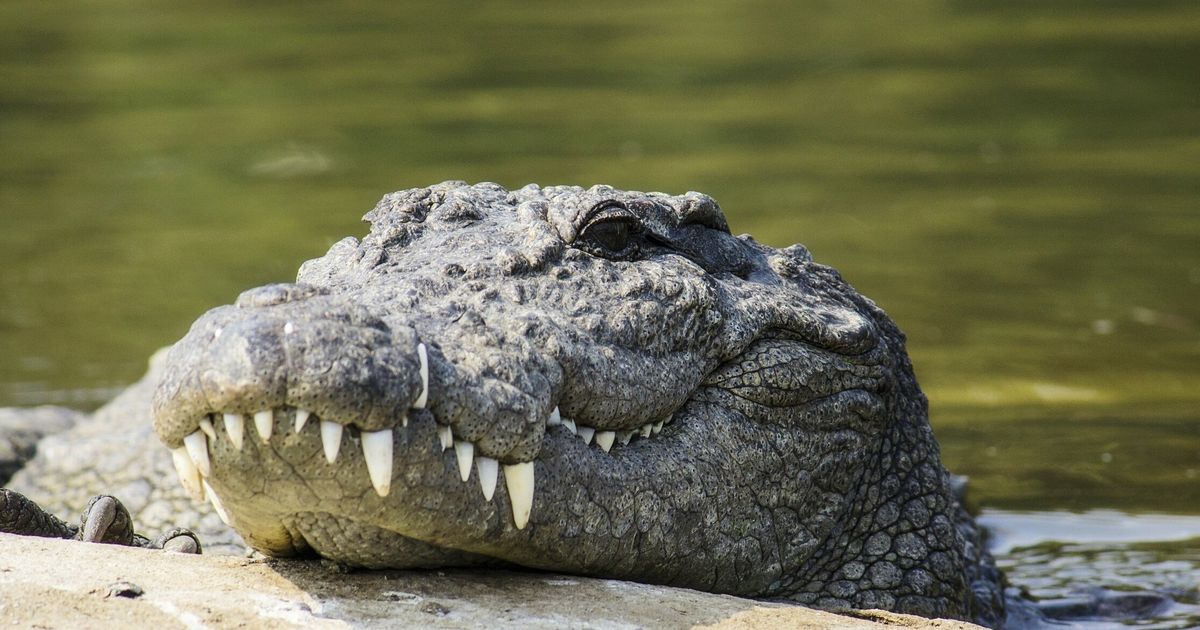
top-left (235, 283), bottom-right (328, 309)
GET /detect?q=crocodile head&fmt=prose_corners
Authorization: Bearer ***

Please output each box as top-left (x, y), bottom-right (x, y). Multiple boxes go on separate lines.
top-left (152, 182), bottom-right (1002, 623)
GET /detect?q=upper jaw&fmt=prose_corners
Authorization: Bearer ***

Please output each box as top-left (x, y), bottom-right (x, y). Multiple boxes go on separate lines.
top-left (152, 301), bottom-right (692, 537)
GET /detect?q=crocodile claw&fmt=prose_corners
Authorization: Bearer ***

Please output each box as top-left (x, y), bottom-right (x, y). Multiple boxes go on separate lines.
top-left (0, 488), bottom-right (201, 555)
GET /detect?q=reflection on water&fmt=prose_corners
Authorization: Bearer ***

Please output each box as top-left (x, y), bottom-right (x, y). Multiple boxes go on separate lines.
top-left (0, 0), bottom-right (1197, 625)
top-left (982, 510), bottom-right (1200, 556)
top-left (981, 511), bottom-right (1200, 629)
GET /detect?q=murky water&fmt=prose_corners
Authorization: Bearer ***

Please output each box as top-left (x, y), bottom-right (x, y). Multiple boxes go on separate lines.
top-left (1, 1), bottom-right (1197, 626)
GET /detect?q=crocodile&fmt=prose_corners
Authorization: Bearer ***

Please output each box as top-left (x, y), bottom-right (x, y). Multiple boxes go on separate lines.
top-left (1, 182), bottom-right (1006, 627)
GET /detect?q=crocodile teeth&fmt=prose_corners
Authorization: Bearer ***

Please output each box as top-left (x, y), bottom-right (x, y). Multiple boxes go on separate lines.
top-left (437, 425), bottom-right (453, 451)
top-left (321, 420), bottom-right (343, 463)
top-left (254, 410), bottom-right (274, 442)
top-left (362, 429), bottom-right (393, 497)
top-left (171, 446), bottom-right (204, 501)
top-left (414, 342), bottom-right (429, 409)
top-left (595, 431), bottom-right (616, 452)
top-left (454, 440), bottom-right (474, 482)
top-left (203, 480), bottom-right (232, 526)
top-left (198, 417), bottom-right (217, 442)
top-left (640, 423), bottom-right (653, 438)
top-left (577, 426), bottom-right (595, 445)
top-left (503, 462), bottom-right (535, 530)
top-left (652, 420), bottom-right (664, 434)
top-left (562, 418), bottom-right (577, 435)
top-left (477, 456), bottom-right (499, 501)
top-left (223, 413), bottom-right (244, 451)
top-left (183, 430), bottom-right (211, 477)
top-left (294, 409), bottom-right (311, 433)
top-left (547, 406), bottom-right (562, 426)
top-left (618, 430), bottom-right (634, 446)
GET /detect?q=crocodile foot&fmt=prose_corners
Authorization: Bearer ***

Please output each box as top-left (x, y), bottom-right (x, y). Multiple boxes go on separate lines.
top-left (0, 488), bottom-right (200, 553)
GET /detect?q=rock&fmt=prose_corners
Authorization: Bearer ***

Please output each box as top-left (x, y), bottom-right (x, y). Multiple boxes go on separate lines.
top-left (0, 406), bottom-right (82, 484)
top-left (0, 532), bottom-right (983, 629)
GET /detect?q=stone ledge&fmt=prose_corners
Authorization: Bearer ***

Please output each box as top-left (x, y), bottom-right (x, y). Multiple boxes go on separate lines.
top-left (0, 532), bottom-right (982, 629)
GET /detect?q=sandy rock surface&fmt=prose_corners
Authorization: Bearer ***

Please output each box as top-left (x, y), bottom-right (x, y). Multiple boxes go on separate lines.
top-left (0, 532), bottom-right (981, 630)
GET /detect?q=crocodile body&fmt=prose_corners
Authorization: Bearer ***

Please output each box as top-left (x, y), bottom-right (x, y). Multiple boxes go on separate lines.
top-left (5, 182), bottom-right (1005, 626)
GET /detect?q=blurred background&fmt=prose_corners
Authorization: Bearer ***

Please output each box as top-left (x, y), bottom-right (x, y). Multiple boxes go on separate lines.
top-left (1, 1), bottom-right (1198, 615)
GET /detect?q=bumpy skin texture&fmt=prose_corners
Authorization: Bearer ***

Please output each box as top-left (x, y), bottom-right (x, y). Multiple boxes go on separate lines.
top-left (148, 182), bottom-right (1005, 626)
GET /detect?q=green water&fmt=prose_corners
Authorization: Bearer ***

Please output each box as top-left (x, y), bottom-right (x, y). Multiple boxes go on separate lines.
top-left (1, 0), bottom-right (1198, 517)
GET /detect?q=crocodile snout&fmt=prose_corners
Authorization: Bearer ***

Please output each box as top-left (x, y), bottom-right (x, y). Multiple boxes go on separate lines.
top-left (153, 284), bottom-right (553, 532)
top-left (155, 289), bottom-right (424, 436)
top-left (152, 288), bottom-right (428, 504)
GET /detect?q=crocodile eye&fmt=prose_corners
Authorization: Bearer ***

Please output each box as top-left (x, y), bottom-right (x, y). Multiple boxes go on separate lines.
top-left (585, 218), bottom-right (632, 251)
top-left (578, 203), bottom-right (642, 258)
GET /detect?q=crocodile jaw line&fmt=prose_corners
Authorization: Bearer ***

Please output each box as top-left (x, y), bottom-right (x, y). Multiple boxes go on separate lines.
top-left (169, 345), bottom-right (678, 533)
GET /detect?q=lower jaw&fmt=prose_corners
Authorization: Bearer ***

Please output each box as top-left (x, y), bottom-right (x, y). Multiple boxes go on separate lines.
top-left (196, 404), bottom-right (713, 574)
top-left (250, 511), bottom-right (501, 569)
top-left (203, 431), bottom-right (667, 573)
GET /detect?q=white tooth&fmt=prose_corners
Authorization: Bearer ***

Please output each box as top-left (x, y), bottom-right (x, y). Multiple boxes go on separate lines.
top-left (640, 423), bottom-right (653, 438)
top-left (183, 430), bottom-right (212, 477)
top-left (562, 418), bottom-right (577, 434)
top-left (294, 409), bottom-right (311, 432)
top-left (198, 417), bottom-right (217, 442)
top-left (223, 413), bottom-right (245, 451)
top-left (203, 480), bottom-right (232, 526)
top-left (652, 420), bottom-right (664, 434)
top-left (547, 406), bottom-right (562, 426)
top-left (503, 461), bottom-right (535, 530)
top-left (454, 441), bottom-right (474, 482)
top-left (401, 412), bottom-right (408, 428)
top-left (362, 429), bottom-right (394, 497)
top-left (577, 426), bottom-right (595, 445)
top-left (477, 456), bottom-right (499, 501)
top-left (438, 425), bottom-right (453, 451)
top-left (595, 431), bottom-right (616, 452)
top-left (618, 430), bottom-right (634, 446)
top-left (321, 420), bottom-right (343, 463)
top-left (414, 342), bottom-right (429, 409)
top-left (171, 447), bottom-right (205, 501)
top-left (254, 410), bottom-right (274, 442)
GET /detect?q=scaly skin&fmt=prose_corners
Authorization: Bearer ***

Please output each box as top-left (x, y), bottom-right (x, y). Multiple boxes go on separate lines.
top-left (1, 182), bottom-right (1005, 626)
top-left (150, 182), bottom-right (1003, 625)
